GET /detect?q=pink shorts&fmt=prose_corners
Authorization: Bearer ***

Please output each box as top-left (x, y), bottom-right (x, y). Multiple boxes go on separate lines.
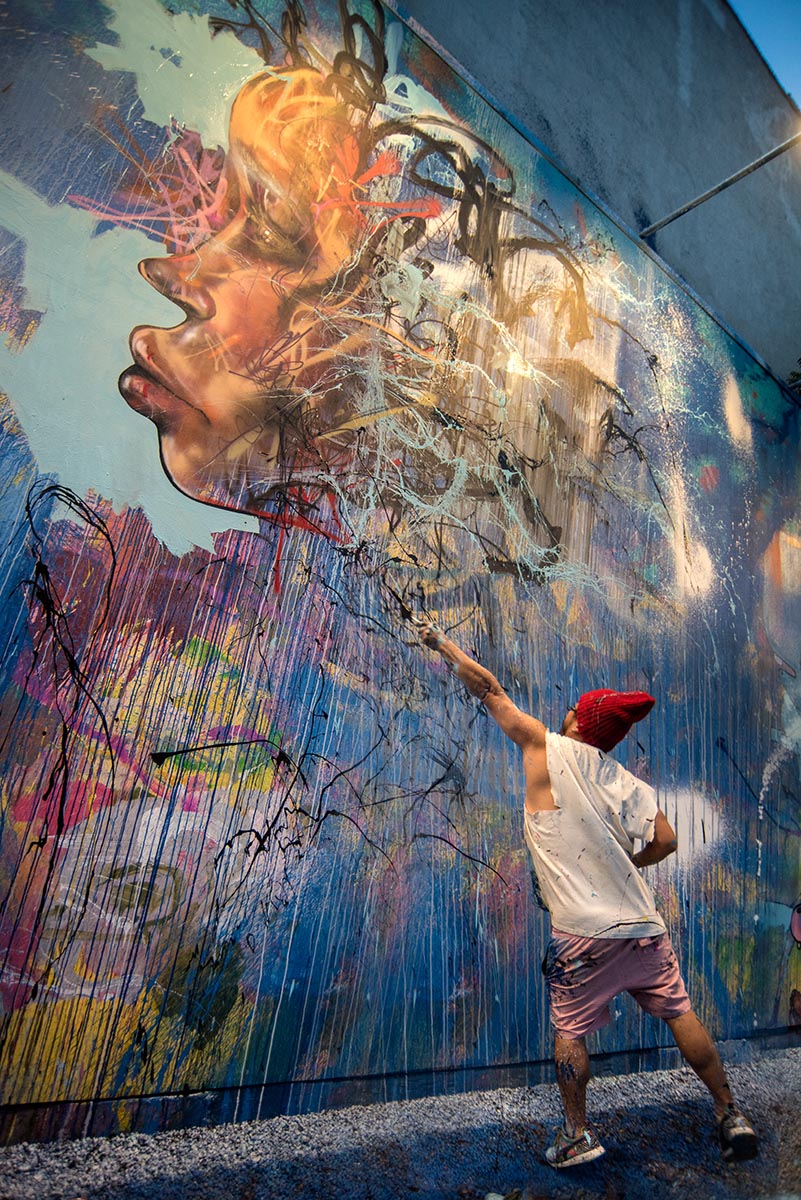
top-left (543, 929), bottom-right (691, 1040)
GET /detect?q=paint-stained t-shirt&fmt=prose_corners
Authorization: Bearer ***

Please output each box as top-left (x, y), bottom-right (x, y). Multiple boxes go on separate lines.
top-left (523, 732), bottom-right (666, 939)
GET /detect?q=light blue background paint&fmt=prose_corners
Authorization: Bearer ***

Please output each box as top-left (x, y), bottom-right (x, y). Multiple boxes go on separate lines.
top-left (86, 0), bottom-right (265, 151)
top-left (0, 172), bottom-right (257, 553)
top-left (0, 0), bottom-right (266, 552)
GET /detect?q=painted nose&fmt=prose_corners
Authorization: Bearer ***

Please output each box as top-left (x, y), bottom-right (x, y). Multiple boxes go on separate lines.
top-left (139, 255), bottom-right (216, 320)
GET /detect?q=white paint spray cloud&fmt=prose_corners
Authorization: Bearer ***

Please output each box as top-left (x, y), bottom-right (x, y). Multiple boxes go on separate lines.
top-left (660, 783), bottom-right (725, 868)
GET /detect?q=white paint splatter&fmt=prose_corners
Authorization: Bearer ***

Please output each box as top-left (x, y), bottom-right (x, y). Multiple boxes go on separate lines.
top-left (668, 475), bottom-right (715, 598)
top-left (379, 262), bottom-right (426, 323)
top-left (722, 373), bottom-right (754, 453)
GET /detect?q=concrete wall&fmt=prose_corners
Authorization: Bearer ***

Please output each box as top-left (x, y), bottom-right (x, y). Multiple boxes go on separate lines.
top-left (392, 0), bottom-right (801, 380)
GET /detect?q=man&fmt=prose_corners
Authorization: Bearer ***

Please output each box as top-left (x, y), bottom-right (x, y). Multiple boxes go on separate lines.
top-left (420, 623), bottom-right (759, 1169)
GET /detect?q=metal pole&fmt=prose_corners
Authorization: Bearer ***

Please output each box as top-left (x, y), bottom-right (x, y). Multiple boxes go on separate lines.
top-left (639, 129), bottom-right (801, 239)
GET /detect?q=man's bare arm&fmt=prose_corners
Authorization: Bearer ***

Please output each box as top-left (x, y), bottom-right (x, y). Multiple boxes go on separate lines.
top-left (631, 808), bottom-right (678, 868)
top-left (420, 625), bottom-right (544, 748)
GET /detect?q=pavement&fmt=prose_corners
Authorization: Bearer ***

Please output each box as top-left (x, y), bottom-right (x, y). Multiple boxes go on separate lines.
top-left (2, 1045), bottom-right (800, 1200)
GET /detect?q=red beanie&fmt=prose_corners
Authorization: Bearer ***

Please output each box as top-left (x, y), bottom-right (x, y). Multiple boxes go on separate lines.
top-left (575, 688), bottom-right (655, 752)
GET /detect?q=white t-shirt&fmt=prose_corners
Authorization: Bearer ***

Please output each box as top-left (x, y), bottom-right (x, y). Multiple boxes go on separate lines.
top-left (523, 731), bottom-right (666, 939)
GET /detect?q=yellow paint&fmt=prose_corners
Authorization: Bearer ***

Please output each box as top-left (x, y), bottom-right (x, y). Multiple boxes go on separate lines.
top-left (73, 943), bottom-right (99, 984)
top-left (0, 977), bottom-right (259, 1108)
top-left (115, 1101), bottom-right (134, 1133)
top-left (551, 579), bottom-right (569, 613)
top-left (0, 994), bottom-right (152, 1105)
top-left (2, 313), bottom-right (41, 352)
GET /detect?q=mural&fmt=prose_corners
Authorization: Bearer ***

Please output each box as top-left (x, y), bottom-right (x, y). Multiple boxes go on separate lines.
top-left (1, 0), bottom-right (800, 1139)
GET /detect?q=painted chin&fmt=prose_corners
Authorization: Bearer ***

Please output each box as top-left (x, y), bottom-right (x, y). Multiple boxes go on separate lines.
top-left (118, 365), bottom-right (192, 426)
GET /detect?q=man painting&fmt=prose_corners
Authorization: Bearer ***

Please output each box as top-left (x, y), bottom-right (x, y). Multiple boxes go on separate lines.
top-left (420, 623), bottom-right (759, 1169)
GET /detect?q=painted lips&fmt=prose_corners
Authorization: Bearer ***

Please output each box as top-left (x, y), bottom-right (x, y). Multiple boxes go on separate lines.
top-left (119, 325), bottom-right (197, 425)
top-left (117, 363), bottom-right (188, 425)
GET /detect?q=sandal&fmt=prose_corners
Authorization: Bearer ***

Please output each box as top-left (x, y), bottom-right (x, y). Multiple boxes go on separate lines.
top-left (545, 1125), bottom-right (605, 1168)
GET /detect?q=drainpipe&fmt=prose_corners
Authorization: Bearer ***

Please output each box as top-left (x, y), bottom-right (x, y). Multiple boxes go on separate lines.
top-left (640, 129), bottom-right (801, 238)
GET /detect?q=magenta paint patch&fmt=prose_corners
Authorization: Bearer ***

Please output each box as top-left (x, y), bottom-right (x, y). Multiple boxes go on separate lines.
top-left (791, 903), bottom-right (801, 946)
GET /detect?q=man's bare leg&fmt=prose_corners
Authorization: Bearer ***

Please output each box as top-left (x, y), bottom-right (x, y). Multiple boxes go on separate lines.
top-left (557, 1014), bottom-right (734, 1125)
top-left (665, 1010), bottom-right (758, 1160)
top-left (554, 1035), bottom-right (591, 1134)
top-left (665, 1010), bottom-right (733, 1118)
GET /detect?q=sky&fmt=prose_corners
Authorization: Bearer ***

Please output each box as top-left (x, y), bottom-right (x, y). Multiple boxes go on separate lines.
top-left (730, 0), bottom-right (801, 105)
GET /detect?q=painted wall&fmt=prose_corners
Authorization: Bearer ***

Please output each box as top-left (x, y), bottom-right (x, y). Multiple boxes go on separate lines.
top-left (0, 0), bottom-right (799, 1142)
top-left (393, 0), bottom-right (801, 382)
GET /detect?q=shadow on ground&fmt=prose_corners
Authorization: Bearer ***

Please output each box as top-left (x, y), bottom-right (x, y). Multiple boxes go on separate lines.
top-left (2, 1049), bottom-right (800, 1199)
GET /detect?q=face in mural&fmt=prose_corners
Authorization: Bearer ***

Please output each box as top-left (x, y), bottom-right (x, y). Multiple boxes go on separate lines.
top-left (119, 70), bottom-right (367, 514)
top-left (116, 61), bottom-right (608, 577)
top-left (32, 802), bottom-right (208, 1002)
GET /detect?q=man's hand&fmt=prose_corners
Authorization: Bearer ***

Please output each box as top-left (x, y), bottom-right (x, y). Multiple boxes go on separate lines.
top-left (631, 808), bottom-right (678, 868)
top-left (418, 621), bottom-right (445, 651)
top-left (415, 620), bottom-right (492, 688)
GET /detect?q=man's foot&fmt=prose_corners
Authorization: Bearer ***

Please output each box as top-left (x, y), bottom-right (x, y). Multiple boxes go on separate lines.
top-left (545, 1125), bottom-right (605, 1168)
top-left (718, 1107), bottom-right (759, 1162)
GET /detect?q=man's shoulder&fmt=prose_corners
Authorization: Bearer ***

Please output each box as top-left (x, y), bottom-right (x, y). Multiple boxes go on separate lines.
top-left (549, 733), bottom-right (653, 791)
top-left (592, 748), bottom-right (656, 800)
top-left (546, 729), bottom-right (604, 764)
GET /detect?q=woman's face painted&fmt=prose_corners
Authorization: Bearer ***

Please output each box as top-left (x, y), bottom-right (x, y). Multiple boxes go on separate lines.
top-left (119, 71), bottom-right (364, 513)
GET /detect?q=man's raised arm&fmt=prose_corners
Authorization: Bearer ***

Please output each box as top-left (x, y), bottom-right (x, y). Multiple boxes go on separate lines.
top-left (420, 625), bottom-right (544, 748)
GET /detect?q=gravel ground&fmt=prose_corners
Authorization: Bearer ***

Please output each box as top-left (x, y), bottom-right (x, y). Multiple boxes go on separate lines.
top-left (2, 1047), bottom-right (800, 1200)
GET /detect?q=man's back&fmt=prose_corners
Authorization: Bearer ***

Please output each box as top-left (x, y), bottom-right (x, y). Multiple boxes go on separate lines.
top-left (523, 732), bottom-right (666, 938)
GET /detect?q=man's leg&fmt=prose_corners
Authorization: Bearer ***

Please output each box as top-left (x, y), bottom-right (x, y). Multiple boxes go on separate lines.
top-left (554, 1034), bottom-right (591, 1134)
top-left (665, 1009), bottom-right (758, 1161)
top-left (543, 933), bottom-right (607, 1166)
top-left (546, 1034), bottom-right (605, 1167)
top-left (665, 1010), bottom-right (733, 1118)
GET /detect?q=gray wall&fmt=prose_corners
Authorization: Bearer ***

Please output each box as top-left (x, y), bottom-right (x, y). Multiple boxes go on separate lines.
top-left (391, 0), bottom-right (801, 381)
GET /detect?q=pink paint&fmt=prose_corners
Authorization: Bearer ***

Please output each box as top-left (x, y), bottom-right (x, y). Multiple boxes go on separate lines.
top-left (273, 524), bottom-right (286, 595)
top-left (68, 125), bottom-right (228, 254)
top-left (11, 778), bottom-right (116, 832)
top-left (791, 902), bottom-right (801, 945)
top-left (699, 464), bottom-right (720, 492)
